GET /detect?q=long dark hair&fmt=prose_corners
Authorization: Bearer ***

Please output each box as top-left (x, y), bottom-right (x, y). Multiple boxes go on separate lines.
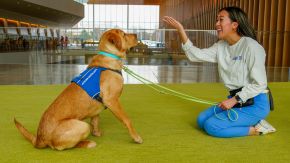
top-left (219, 6), bottom-right (256, 40)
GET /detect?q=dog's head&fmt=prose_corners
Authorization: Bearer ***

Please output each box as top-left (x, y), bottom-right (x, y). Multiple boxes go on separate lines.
top-left (98, 29), bottom-right (138, 58)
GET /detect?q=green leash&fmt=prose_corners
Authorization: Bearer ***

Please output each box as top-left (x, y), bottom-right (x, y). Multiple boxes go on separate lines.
top-left (123, 66), bottom-right (239, 121)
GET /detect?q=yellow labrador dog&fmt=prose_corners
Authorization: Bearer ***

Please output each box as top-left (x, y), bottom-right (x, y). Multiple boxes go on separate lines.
top-left (15, 29), bottom-right (143, 150)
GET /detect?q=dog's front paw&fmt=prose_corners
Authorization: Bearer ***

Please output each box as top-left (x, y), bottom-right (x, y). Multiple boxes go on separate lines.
top-left (134, 135), bottom-right (143, 144)
top-left (92, 130), bottom-right (102, 137)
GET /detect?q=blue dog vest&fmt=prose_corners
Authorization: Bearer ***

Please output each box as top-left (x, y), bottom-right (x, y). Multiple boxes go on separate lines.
top-left (71, 67), bottom-right (107, 99)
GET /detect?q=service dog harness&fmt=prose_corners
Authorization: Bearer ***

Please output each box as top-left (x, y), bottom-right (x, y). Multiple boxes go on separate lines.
top-left (72, 67), bottom-right (106, 99)
top-left (71, 67), bottom-right (122, 104)
top-left (72, 51), bottom-right (122, 104)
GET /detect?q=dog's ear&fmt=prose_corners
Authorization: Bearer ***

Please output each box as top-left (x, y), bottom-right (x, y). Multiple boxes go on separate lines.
top-left (107, 32), bottom-right (122, 51)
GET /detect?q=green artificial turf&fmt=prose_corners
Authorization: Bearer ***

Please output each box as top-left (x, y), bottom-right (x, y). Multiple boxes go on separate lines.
top-left (0, 83), bottom-right (290, 162)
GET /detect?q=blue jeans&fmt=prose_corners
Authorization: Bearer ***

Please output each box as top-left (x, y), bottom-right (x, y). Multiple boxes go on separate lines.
top-left (197, 93), bottom-right (270, 138)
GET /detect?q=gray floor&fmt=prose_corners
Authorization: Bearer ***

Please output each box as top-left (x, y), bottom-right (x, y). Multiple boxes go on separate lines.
top-left (0, 51), bottom-right (289, 85)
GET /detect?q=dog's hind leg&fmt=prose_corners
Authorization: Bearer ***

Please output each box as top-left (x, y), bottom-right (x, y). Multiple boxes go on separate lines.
top-left (91, 115), bottom-right (102, 137)
top-left (50, 119), bottom-right (96, 150)
top-left (75, 140), bottom-right (96, 148)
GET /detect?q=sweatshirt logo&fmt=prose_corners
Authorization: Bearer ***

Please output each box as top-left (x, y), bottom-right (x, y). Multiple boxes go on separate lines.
top-left (233, 56), bottom-right (242, 60)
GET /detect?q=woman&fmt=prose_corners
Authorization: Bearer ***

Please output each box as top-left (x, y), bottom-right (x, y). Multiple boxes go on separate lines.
top-left (163, 6), bottom-right (276, 138)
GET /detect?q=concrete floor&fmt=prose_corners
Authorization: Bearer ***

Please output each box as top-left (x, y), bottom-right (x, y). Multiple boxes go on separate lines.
top-left (0, 51), bottom-right (289, 85)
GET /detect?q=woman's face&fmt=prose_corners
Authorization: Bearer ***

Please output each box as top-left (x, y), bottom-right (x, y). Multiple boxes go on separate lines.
top-left (216, 10), bottom-right (238, 40)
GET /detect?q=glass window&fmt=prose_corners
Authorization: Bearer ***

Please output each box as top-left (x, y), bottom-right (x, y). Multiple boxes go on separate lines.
top-left (75, 4), bottom-right (159, 30)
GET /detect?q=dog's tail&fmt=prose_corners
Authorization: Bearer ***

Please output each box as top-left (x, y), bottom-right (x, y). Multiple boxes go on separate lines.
top-left (14, 118), bottom-right (37, 146)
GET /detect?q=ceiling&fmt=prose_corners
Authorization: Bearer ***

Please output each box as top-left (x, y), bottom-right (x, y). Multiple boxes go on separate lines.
top-left (0, 0), bottom-right (84, 27)
top-left (87, 0), bottom-right (162, 5)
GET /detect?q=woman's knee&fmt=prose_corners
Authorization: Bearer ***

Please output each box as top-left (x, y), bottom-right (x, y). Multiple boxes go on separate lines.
top-left (197, 112), bottom-right (209, 129)
top-left (203, 119), bottom-right (222, 137)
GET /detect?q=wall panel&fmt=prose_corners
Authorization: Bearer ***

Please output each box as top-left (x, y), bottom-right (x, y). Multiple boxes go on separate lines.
top-left (282, 0), bottom-right (290, 67)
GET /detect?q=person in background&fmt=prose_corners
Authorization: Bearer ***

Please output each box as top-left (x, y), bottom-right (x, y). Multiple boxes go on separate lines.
top-left (64, 36), bottom-right (69, 49)
top-left (163, 6), bottom-right (276, 138)
top-left (60, 36), bottom-right (64, 50)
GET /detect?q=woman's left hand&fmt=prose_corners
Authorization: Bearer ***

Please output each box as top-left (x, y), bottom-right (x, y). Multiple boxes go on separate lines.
top-left (218, 97), bottom-right (238, 110)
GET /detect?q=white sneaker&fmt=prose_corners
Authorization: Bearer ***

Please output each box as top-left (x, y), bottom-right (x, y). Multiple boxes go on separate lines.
top-left (254, 119), bottom-right (276, 135)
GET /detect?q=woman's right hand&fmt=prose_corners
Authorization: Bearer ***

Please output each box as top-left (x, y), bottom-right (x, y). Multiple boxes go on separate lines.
top-left (162, 16), bottom-right (184, 32)
top-left (162, 16), bottom-right (188, 44)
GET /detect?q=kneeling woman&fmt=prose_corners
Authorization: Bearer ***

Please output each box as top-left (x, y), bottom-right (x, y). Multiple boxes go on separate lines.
top-left (163, 6), bottom-right (276, 138)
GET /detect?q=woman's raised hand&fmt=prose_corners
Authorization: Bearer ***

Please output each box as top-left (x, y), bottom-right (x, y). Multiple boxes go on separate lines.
top-left (162, 16), bottom-right (188, 44)
top-left (162, 16), bottom-right (184, 32)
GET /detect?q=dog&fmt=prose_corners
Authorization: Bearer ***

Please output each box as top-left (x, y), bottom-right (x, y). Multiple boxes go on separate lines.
top-left (14, 29), bottom-right (143, 150)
